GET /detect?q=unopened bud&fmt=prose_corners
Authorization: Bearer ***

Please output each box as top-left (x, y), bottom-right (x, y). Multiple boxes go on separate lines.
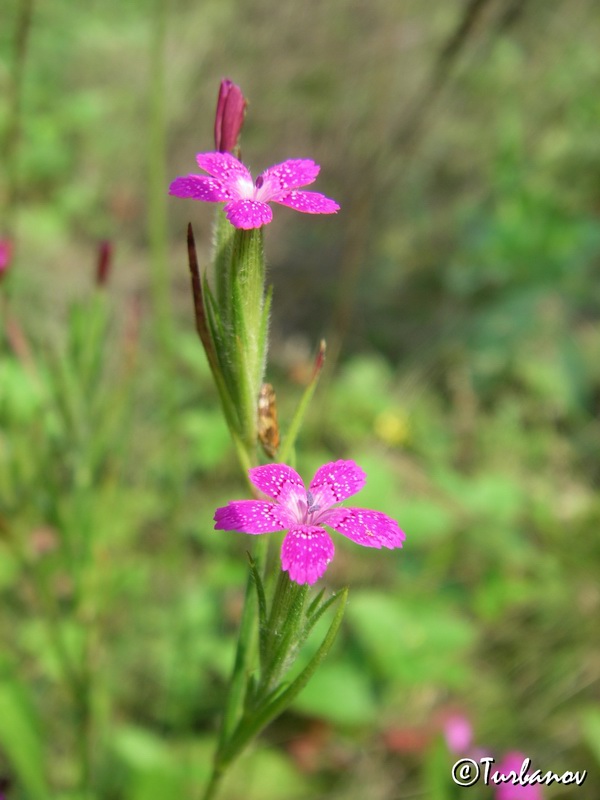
top-left (96, 239), bottom-right (113, 287)
top-left (214, 79), bottom-right (247, 154)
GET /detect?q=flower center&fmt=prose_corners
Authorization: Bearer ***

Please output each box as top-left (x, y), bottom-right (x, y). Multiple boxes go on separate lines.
top-left (305, 490), bottom-right (322, 523)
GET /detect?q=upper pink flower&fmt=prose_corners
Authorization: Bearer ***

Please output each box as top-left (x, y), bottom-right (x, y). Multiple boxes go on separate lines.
top-left (214, 460), bottom-right (405, 584)
top-left (169, 152), bottom-right (340, 230)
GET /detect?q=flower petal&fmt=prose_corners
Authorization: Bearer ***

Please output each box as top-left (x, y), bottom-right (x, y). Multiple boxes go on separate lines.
top-left (256, 159), bottom-right (320, 200)
top-left (273, 190), bottom-right (340, 215)
top-left (224, 199), bottom-right (273, 229)
top-left (309, 460), bottom-right (366, 511)
top-left (169, 175), bottom-right (233, 202)
top-left (214, 500), bottom-right (288, 533)
top-left (196, 151), bottom-right (252, 185)
top-left (325, 507), bottom-right (405, 549)
top-left (281, 527), bottom-right (335, 585)
top-left (248, 463), bottom-right (306, 524)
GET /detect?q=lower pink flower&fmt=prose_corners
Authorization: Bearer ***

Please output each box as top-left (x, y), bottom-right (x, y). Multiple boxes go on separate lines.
top-left (214, 460), bottom-right (405, 584)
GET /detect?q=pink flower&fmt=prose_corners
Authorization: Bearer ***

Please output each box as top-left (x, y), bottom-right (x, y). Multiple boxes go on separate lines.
top-left (169, 152), bottom-right (340, 229)
top-left (442, 714), bottom-right (473, 754)
top-left (0, 238), bottom-right (12, 281)
top-left (214, 460), bottom-right (405, 584)
top-left (214, 79), bottom-right (247, 153)
top-left (494, 753), bottom-right (543, 800)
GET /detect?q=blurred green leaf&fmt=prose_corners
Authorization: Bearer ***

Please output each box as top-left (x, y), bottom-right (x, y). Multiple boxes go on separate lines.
top-left (291, 661), bottom-right (376, 726)
top-left (111, 726), bottom-right (186, 800)
top-left (582, 707), bottom-right (600, 767)
top-left (347, 592), bottom-right (476, 688)
top-left (0, 677), bottom-right (50, 800)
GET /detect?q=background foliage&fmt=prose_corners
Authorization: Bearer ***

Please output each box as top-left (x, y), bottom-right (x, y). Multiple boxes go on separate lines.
top-left (1, 0), bottom-right (600, 797)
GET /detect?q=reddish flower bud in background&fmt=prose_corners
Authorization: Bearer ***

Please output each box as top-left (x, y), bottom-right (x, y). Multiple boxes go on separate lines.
top-left (0, 774), bottom-right (12, 800)
top-left (0, 238), bottom-right (13, 283)
top-left (214, 79), bottom-right (247, 154)
top-left (95, 239), bottom-right (113, 287)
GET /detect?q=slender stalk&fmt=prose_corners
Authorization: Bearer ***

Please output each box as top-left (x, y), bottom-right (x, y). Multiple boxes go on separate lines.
top-left (147, 0), bottom-right (173, 357)
top-left (216, 536), bottom-right (268, 747)
top-left (3, 0), bottom-right (34, 231)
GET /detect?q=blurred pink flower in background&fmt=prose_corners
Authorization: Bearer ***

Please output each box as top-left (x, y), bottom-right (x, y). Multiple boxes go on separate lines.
top-left (442, 713), bottom-right (473, 754)
top-left (0, 238), bottom-right (13, 282)
top-left (495, 752), bottom-right (543, 800)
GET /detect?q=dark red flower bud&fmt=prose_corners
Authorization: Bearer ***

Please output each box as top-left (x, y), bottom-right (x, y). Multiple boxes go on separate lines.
top-left (214, 79), bottom-right (247, 154)
top-left (95, 239), bottom-right (113, 287)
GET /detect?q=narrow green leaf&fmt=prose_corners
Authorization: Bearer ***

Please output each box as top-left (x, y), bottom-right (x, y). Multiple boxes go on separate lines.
top-left (213, 210), bottom-right (235, 316)
top-left (247, 555), bottom-right (268, 668)
top-left (306, 588), bottom-right (326, 618)
top-left (582, 707), bottom-right (600, 767)
top-left (279, 340), bottom-right (327, 464)
top-left (257, 285), bottom-right (273, 387)
top-left (303, 589), bottom-right (345, 640)
top-left (201, 275), bottom-right (244, 437)
top-left (0, 678), bottom-right (51, 800)
top-left (258, 582), bottom-right (308, 697)
top-left (217, 536), bottom-right (269, 750)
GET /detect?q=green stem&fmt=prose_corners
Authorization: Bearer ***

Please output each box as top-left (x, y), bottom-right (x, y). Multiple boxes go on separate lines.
top-left (258, 572), bottom-right (307, 696)
top-left (229, 227), bottom-right (266, 449)
top-left (147, 0), bottom-right (173, 358)
top-left (217, 536), bottom-right (268, 750)
top-left (219, 587), bottom-right (348, 767)
top-left (3, 0), bottom-right (34, 231)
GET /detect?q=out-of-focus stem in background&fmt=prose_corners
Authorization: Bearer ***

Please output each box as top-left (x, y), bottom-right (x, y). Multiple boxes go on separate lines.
top-left (3, 0), bottom-right (34, 237)
top-left (147, 0), bottom-right (174, 359)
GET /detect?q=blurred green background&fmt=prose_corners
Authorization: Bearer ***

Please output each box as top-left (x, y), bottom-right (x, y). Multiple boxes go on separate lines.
top-left (2, 0), bottom-right (600, 798)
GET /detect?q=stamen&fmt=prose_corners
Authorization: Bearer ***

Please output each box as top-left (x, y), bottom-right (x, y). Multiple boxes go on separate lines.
top-left (306, 490), bottom-right (321, 515)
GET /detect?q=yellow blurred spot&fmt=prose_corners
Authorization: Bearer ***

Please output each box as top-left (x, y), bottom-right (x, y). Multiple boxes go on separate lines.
top-left (374, 409), bottom-right (411, 446)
